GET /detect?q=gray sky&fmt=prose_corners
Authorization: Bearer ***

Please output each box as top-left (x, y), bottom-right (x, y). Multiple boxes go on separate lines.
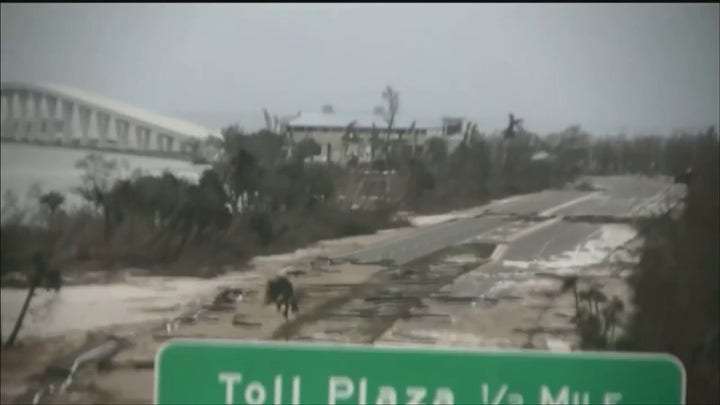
top-left (2, 3), bottom-right (718, 135)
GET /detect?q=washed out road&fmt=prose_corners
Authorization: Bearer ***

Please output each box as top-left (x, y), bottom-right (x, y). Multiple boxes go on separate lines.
top-left (339, 176), bottom-right (678, 266)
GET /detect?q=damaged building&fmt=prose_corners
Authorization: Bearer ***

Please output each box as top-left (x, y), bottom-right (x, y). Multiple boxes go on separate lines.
top-left (282, 108), bottom-right (452, 165)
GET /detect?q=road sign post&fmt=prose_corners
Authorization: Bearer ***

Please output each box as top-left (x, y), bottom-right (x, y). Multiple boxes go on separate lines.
top-left (155, 339), bottom-right (685, 405)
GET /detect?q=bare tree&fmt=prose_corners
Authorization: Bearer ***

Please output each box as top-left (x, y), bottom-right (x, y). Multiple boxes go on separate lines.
top-left (370, 122), bottom-right (380, 162)
top-left (381, 85), bottom-right (400, 152)
top-left (74, 153), bottom-right (120, 242)
top-left (263, 109), bottom-right (272, 132)
top-left (407, 120), bottom-right (417, 156)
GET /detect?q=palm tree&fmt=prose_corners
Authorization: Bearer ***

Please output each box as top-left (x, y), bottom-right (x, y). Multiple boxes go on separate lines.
top-left (602, 296), bottom-right (625, 344)
top-left (560, 275), bottom-right (580, 315)
top-left (574, 285), bottom-right (611, 348)
top-left (504, 113), bottom-right (523, 139)
top-left (4, 252), bottom-right (62, 348)
top-left (578, 289), bottom-right (593, 317)
top-left (588, 285), bottom-right (607, 316)
top-left (39, 191), bottom-right (65, 220)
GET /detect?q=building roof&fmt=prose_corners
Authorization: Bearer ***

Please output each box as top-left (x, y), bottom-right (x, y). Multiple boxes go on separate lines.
top-left (1, 81), bottom-right (219, 139)
top-left (285, 111), bottom-right (438, 130)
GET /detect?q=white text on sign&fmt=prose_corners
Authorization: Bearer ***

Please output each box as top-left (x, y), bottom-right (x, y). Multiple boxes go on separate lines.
top-left (217, 372), bottom-right (625, 405)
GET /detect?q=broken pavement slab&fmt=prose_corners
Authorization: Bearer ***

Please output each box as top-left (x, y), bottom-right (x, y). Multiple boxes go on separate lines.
top-left (231, 314), bottom-right (262, 328)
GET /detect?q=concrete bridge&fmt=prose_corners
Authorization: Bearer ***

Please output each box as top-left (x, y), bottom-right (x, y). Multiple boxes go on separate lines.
top-left (0, 82), bottom-right (220, 158)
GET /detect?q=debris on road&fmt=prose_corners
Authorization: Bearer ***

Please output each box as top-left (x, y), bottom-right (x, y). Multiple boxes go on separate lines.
top-left (213, 288), bottom-right (245, 304)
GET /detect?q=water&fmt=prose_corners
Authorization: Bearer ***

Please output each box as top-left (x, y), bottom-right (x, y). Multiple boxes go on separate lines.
top-left (0, 142), bottom-right (208, 210)
top-left (0, 143), bottom-right (226, 340)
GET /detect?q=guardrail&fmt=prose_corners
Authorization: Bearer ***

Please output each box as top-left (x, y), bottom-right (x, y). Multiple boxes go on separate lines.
top-left (26, 288), bottom-right (243, 404)
top-left (30, 337), bottom-right (127, 404)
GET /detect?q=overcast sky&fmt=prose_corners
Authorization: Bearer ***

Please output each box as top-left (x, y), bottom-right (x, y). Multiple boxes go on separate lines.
top-left (2, 3), bottom-right (718, 134)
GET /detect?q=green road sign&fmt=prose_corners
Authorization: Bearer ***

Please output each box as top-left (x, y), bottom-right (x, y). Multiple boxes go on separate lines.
top-left (155, 339), bottom-right (685, 405)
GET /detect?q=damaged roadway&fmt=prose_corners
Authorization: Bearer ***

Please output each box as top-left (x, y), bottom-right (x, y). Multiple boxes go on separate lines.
top-left (0, 175), bottom-right (684, 404)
